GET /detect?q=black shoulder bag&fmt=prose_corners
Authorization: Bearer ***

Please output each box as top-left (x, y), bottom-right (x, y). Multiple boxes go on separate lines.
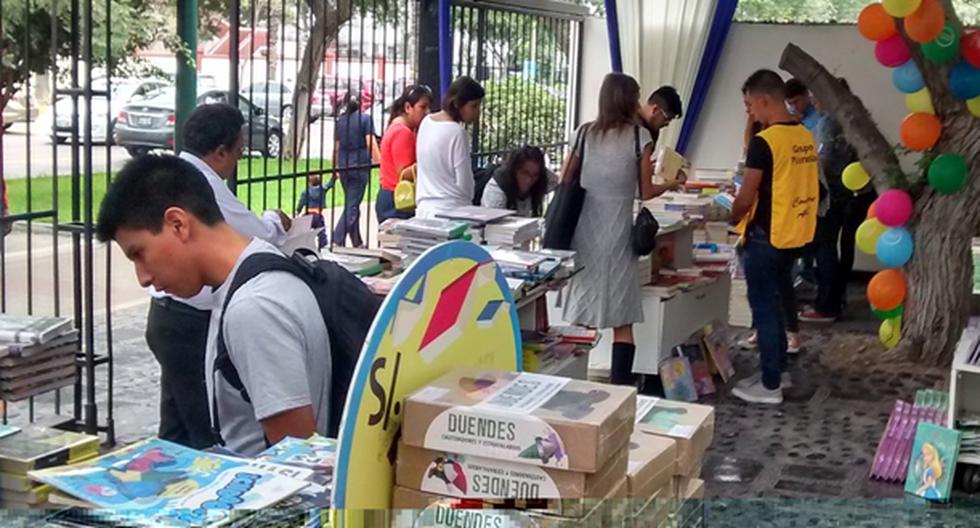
top-left (542, 124), bottom-right (590, 250)
top-left (631, 125), bottom-right (660, 256)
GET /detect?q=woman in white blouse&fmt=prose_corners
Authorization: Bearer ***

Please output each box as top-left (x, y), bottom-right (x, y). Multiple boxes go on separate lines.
top-left (415, 76), bottom-right (485, 219)
top-left (480, 146), bottom-right (557, 217)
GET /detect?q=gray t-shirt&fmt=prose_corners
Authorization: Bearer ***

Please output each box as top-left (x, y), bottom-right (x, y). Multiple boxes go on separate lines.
top-left (205, 239), bottom-right (332, 456)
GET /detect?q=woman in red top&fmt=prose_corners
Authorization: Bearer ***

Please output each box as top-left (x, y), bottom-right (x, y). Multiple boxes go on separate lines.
top-left (376, 84), bottom-right (433, 222)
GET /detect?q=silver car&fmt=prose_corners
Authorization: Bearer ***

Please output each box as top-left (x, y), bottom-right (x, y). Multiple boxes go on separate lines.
top-left (51, 78), bottom-right (169, 144)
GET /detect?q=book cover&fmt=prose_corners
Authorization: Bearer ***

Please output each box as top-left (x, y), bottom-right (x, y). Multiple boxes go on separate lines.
top-left (702, 323), bottom-right (735, 383)
top-left (0, 427), bottom-right (100, 473)
top-left (659, 355), bottom-right (698, 402)
top-left (655, 146), bottom-right (686, 183)
top-left (904, 422), bottom-right (962, 502)
top-left (436, 205), bottom-right (514, 225)
top-left (30, 438), bottom-right (308, 527)
top-left (0, 315), bottom-right (74, 345)
top-left (0, 331), bottom-right (79, 359)
top-left (676, 342), bottom-right (716, 396)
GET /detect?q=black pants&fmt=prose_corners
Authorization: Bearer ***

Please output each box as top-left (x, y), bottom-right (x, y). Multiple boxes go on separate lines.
top-left (145, 297), bottom-right (213, 448)
top-left (815, 192), bottom-right (877, 315)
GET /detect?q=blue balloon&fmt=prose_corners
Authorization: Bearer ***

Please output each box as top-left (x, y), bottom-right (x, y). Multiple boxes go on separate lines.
top-left (876, 227), bottom-right (914, 268)
top-left (893, 60), bottom-right (925, 94)
top-left (950, 61), bottom-right (980, 100)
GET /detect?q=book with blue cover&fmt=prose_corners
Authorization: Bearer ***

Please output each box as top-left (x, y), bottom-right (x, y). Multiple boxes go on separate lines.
top-left (254, 435), bottom-right (338, 528)
top-left (29, 437), bottom-right (307, 527)
top-left (904, 422), bottom-right (961, 502)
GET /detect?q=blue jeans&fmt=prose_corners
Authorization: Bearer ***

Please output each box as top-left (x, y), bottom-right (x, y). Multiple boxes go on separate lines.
top-left (375, 188), bottom-right (414, 223)
top-left (741, 230), bottom-right (799, 390)
top-left (332, 171), bottom-right (368, 247)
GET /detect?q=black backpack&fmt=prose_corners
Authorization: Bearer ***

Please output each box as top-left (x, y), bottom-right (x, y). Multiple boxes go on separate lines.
top-left (472, 163), bottom-right (500, 206)
top-left (210, 248), bottom-right (381, 445)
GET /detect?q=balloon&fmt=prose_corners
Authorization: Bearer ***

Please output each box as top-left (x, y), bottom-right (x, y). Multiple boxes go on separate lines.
top-left (876, 34), bottom-right (912, 68)
top-left (857, 218), bottom-right (888, 254)
top-left (872, 304), bottom-right (904, 320)
top-left (905, 0), bottom-right (945, 44)
top-left (950, 61), bottom-right (980, 100)
top-left (879, 316), bottom-right (902, 349)
top-left (843, 162), bottom-right (871, 191)
top-left (893, 60), bottom-right (926, 93)
top-left (867, 200), bottom-right (878, 219)
top-left (964, 31), bottom-right (980, 68)
top-left (922, 23), bottom-right (961, 64)
top-left (876, 189), bottom-right (914, 227)
top-left (905, 88), bottom-right (935, 114)
top-left (883, 0), bottom-right (922, 17)
top-left (900, 113), bottom-right (942, 151)
top-left (868, 269), bottom-right (907, 312)
top-left (859, 3), bottom-right (898, 42)
top-left (876, 227), bottom-right (915, 267)
top-left (969, 96), bottom-right (980, 118)
top-left (928, 153), bottom-right (969, 194)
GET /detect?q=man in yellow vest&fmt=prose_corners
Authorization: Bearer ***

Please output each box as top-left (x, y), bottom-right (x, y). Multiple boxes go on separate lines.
top-left (730, 70), bottom-right (819, 405)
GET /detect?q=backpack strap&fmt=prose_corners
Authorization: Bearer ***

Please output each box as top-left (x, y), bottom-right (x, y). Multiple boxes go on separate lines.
top-left (210, 251), bottom-right (315, 446)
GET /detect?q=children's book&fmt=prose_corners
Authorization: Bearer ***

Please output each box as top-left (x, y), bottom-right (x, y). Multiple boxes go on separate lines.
top-left (659, 355), bottom-right (698, 402)
top-left (676, 342), bottom-right (715, 396)
top-left (702, 323), bottom-right (735, 383)
top-left (255, 435), bottom-right (338, 527)
top-left (30, 438), bottom-right (307, 527)
top-left (0, 426), bottom-right (100, 473)
top-left (904, 422), bottom-right (962, 502)
top-left (0, 315), bottom-right (74, 345)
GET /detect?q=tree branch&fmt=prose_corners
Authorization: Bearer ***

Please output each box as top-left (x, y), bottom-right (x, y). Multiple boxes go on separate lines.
top-left (780, 43), bottom-right (905, 192)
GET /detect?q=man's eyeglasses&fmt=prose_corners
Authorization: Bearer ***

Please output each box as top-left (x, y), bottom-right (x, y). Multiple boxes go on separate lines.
top-left (658, 107), bottom-right (676, 124)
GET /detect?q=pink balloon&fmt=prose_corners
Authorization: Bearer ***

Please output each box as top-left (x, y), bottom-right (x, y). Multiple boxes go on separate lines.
top-left (876, 190), bottom-right (914, 227)
top-left (876, 34), bottom-right (912, 68)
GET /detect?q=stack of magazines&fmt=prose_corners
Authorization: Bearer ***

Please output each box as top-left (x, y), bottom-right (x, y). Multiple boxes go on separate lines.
top-left (0, 426), bottom-right (100, 509)
top-left (389, 217), bottom-right (472, 262)
top-left (0, 315), bottom-right (79, 401)
top-left (483, 217), bottom-right (541, 248)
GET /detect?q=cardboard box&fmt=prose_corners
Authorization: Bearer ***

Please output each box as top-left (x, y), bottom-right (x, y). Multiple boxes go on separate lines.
top-left (396, 439), bottom-right (627, 502)
top-left (628, 485), bottom-right (673, 528)
top-left (671, 462), bottom-right (703, 498)
top-left (671, 478), bottom-right (705, 528)
top-left (626, 432), bottom-right (676, 500)
top-left (402, 369), bottom-right (636, 473)
top-left (635, 397), bottom-right (714, 476)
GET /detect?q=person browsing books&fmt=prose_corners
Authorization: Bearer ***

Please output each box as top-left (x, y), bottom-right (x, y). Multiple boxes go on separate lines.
top-left (102, 155), bottom-right (332, 456)
top-left (143, 104), bottom-right (292, 449)
top-left (480, 146), bottom-right (557, 217)
top-left (377, 84), bottom-right (433, 222)
top-left (415, 76), bottom-right (485, 219)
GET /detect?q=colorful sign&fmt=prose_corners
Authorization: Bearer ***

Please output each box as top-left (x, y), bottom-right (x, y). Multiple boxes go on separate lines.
top-left (331, 241), bottom-right (522, 512)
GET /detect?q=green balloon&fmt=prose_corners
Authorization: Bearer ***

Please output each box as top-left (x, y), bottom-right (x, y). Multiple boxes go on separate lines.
top-left (922, 23), bottom-right (961, 64)
top-left (928, 153), bottom-right (969, 194)
top-left (872, 304), bottom-right (904, 320)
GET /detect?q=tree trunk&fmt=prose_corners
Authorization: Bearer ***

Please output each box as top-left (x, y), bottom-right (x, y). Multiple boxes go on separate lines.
top-left (284, 0), bottom-right (351, 160)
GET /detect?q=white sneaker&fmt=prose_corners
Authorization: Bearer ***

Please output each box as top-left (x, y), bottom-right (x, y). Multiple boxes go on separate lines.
top-left (737, 332), bottom-right (758, 350)
top-left (734, 372), bottom-right (792, 390)
top-left (732, 380), bottom-right (783, 405)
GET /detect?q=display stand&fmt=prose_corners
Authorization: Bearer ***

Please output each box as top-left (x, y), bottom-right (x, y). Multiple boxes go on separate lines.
top-left (948, 321), bottom-right (980, 493)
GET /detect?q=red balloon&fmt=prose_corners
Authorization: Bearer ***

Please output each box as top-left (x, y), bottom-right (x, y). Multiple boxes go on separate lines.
top-left (964, 31), bottom-right (980, 69)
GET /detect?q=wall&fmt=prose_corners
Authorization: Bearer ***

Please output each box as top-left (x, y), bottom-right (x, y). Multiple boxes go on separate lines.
top-left (685, 23), bottom-right (906, 170)
top-left (577, 16), bottom-right (612, 126)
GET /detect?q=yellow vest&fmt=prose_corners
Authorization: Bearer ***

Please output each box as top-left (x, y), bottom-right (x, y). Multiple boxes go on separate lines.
top-left (737, 124), bottom-right (819, 249)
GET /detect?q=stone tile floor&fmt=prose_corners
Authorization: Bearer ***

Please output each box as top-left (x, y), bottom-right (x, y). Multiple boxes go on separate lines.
top-left (5, 282), bottom-right (980, 525)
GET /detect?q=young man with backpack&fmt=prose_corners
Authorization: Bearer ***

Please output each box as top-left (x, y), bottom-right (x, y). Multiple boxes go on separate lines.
top-left (98, 155), bottom-right (376, 455)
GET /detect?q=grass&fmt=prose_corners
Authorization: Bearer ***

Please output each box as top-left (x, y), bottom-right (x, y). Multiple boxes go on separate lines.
top-left (5, 157), bottom-right (381, 223)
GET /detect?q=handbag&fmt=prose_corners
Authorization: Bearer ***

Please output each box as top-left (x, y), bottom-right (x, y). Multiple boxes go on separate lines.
top-left (394, 166), bottom-right (416, 211)
top-left (543, 124), bottom-right (589, 250)
top-left (631, 125), bottom-right (660, 255)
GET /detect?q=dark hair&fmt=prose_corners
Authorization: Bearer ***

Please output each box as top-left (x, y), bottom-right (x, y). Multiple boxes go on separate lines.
top-left (492, 146), bottom-right (548, 216)
top-left (648, 85), bottom-right (683, 119)
top-left (96, 155), bottom-right (224, 242)
top-left (443, 76), bottom-right (485, 121)
top-left (390, 84), bottom-right (433, 121)
top-left (742, 69), bottom-right (787, 100)
top-left (837, 77), bottom-right (851, 91)
top-left (594, 73), bottom-right (640, 135)
top-left (183, 103), bottom-right (245, 158)
top-left (785, 78), bottom-right (808, 98)
top-left (340, 92), bottom-right (361, 116)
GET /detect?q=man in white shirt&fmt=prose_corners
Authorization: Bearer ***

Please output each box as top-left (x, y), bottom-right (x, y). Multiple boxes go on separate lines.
top-left (144, 103), bottom-right (291, 448)
top-left (99, 155), bottom-right (330, 454)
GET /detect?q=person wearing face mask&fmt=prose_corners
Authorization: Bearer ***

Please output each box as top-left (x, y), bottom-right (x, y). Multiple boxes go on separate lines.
top-left (480, 146), bottom-right (556, 217)
top-left (415, 76), bottom-right (486, 219)
top-left (377, 84), bottom-right (433, 222)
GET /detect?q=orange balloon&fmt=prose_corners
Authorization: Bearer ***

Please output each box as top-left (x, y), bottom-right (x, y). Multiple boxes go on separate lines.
top-left (900, 113), bottom-right (942, 151)
top-left (859, 4), bottom-right (898, 42)
top-left (867, 200), bottom-right (878, 219)
top-left (868, 269), bottom-right (907, 312)
top-left (905, 0), bottom-right (945, 44)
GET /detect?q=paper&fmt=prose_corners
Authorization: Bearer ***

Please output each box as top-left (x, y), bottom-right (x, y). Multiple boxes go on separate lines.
top-left (279, 214), bottom-right (321, 256)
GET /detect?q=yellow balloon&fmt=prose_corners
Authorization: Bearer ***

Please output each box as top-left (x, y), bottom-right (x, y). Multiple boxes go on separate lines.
top-left (857, 218), bottom-right (888, 254)
top-left (968, 96), bottom-right (980, 118)
top-left (906, 88), bottom-right (935, 115)
top-left (842, 162), bottom-right (871, 191)
top-left (883, 0), bottom-right (922, 17)
top-left (879, 316), bottom-right (902, 349)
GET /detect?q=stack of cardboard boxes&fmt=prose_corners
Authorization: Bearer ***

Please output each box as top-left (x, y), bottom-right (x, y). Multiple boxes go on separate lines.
top-left (392, 368), bottom-right (637, 527)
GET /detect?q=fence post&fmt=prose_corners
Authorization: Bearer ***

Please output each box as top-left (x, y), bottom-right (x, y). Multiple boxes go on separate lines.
top-left (418, 0), bottom-right (443, 108)
top-left (175, 0), bottom-right (199, 153)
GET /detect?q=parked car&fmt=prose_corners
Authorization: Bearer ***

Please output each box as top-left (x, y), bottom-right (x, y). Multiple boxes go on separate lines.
top-left (51, 77), bottom-right (169, 144)
top-left (114, 89), bottom-right (283, 158)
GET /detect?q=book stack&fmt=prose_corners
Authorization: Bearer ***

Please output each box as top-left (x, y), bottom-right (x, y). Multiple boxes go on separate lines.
top-left (333, 245), bottom-right (404, 272)
top-left (728, 259), bottom-right (751, 328)
top-left (320, 251), bottom-right (384, 277)
top-left (0, 315), bottom-right (79, 401)
top-left (869, 390), bottom-right (949, 482)
top-left (393, 368), bottom-right (637, 527)
top-left (390, 218), bottom-right (473, 262)
top-left (955, 411), bottom-right (980, 460)
top-left (436, 205), bottom-right (514, 226)
top-left (484, 217), bottom-right (542, 248)
top-left (0, 426), bottom-right (100, 509)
